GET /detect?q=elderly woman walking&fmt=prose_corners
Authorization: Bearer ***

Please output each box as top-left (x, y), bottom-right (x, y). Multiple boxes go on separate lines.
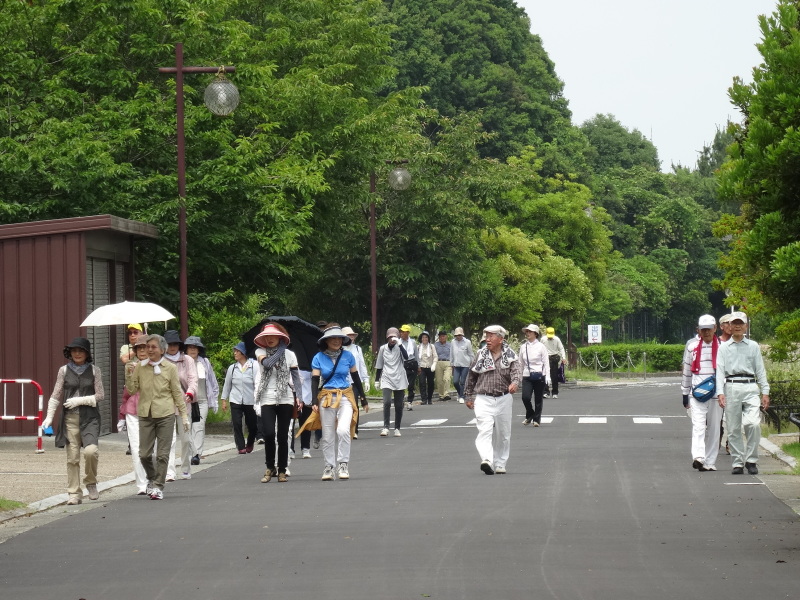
top-left (183, 336), bottom-right (219, 466)
top-left (162, 330), bottom-right (198, 480)
top-left (221, 342), bottom-right (259, 454)
top-left (125, 334), bottom-right (189, 500)
top-left (118, 335), bottom-right (150, 495)
top-left (303, 324), bottom-right (368, 481)
top-left (417, 331), bottom-right (437, 405)
top-left (375, 327), bottom-right (408, 437)
top-left (519, 324), bottom-right (550, 427)
top-left (42, 337), bottom-right (105, 505)
top-left (253, 323), bottom-right (303, 483)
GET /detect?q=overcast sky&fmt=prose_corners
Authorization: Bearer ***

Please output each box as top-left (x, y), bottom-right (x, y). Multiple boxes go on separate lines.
top-left (517, 0), bottom-right (778, 171)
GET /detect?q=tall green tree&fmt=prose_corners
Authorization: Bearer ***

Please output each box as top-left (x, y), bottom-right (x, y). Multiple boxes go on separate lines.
top-left (717, 0), bottom-right (800, 358)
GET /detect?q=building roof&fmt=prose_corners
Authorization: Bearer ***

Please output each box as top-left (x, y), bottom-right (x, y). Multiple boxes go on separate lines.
top-left (0, 215), bottom-right (158, 240)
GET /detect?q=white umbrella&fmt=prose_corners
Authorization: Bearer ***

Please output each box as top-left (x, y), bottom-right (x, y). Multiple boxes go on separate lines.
top-left (80, 301), bottom-right (175, 327)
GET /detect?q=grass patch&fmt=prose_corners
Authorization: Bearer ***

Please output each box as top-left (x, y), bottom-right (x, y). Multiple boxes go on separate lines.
top-left (781, 442), bottom-right (800, 462)
top-left (0, 498), bottom-right (26, 512)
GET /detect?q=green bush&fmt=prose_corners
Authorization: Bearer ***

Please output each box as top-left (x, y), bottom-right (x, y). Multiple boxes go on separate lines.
top-left (576, 343), bottom-right (685, 372)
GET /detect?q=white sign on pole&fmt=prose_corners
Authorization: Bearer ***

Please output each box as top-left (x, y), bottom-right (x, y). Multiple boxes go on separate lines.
top-left (588, 324), bottom-right (602, 344)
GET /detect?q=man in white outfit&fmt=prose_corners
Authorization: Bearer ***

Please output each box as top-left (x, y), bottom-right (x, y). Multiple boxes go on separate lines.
top-left (464, 325), bottom-right (522, 475)
top-left (681, 314), bottom-right (722, 471)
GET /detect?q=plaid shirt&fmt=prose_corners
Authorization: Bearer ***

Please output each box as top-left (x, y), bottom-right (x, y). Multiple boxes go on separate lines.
top-left (465, 356), bottom-right (522, 401)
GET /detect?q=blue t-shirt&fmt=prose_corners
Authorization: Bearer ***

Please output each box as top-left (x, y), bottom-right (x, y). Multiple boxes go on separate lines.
top-left (312, 351), bottom-right (356, 389)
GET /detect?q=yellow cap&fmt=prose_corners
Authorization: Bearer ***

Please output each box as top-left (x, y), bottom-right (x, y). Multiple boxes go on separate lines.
top-left (400, 324), bottom-right (412, 332)
top-left (128, 323), bottom-right (143, 331)
top-left (546, 327), bottom-right (555, 337)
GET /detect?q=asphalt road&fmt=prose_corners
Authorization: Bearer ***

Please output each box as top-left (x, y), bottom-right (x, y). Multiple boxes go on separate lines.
top-left (1, 382), bottom-right (798, 599)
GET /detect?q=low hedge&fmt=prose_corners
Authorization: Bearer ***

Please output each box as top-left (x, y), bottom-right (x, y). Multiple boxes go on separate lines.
top-left (576, 343), bottom-right (685, 372)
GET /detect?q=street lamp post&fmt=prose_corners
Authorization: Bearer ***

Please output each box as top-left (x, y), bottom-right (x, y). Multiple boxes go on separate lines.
top-left (369, 160), bottom-right (411, 353)
top-left (159, 43), bottom-right (238, 339)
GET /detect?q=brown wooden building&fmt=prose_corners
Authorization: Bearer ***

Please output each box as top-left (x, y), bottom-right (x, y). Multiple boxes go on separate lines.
top-left (0, 215), bottom-right (158, 436)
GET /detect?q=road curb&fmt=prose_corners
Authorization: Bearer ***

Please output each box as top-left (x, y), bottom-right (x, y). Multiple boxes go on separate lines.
top-left (760, 437), bottom-right (798, 470)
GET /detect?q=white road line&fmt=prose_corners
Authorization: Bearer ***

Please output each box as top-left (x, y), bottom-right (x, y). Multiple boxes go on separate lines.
top-left (579, 417), bottom-right (608, 424)
top-left (541, 417), bottom-right (554, 424)
top-left (633, 417), bottom-right (662, 424)
top-left (359, 421), bottom-right (389, 428)
top-left (723, 482), bottom-right (766, 486)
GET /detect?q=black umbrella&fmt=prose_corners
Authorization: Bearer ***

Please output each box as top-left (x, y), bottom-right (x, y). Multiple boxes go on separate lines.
top-left (242, 316), bottom-right (323, 371)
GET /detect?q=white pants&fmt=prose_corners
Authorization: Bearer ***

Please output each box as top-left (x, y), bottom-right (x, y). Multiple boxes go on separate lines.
top-left (167, 415), bottom-right (192, 479)
top-left (689, 396), bottom-right (722, 468)
top-left (321, 401), bottom-right (353, 467)
top-left (473, 393), bottom-right (513, 469)
top-left (125, 414), bottom-right (148, 494)
top-left (724, 382), bottom-right (762, 467)
top-left (190, 400), bottom-right (209, 457)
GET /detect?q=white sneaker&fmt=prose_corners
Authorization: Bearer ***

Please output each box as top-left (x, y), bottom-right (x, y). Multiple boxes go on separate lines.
top-left (543, 393), bottom-right (551, 398)
top-left (302, 449), bottom-right (311, 459)
top-left (181, 471), bottom-right (191, 480)
top-left (380, 428), bottom-right (389, 437)
top-left (150, 488), bottom-right (164, 500)
top-left (285, 467), bottom-right (291, 477)
top-left (553, 394), bottom-right (558, 399)
top-left (321, 465), bottom-right (335, 481)
top-left (289, 450), bottom-right (295, 459)
top-left (458, 397), bottom-right (465, 404)
top-left (495, 466), bottom-right (507, 474)
top-left (522, 419), bottom-right (531, 425)
top-left (394, 429), bottom-right (402, 437)
top-left (337, 462), bottom-right (349, 480)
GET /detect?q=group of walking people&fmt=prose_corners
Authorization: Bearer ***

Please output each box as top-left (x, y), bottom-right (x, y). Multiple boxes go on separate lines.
top-left (681, 311), bottom-right (770, 475)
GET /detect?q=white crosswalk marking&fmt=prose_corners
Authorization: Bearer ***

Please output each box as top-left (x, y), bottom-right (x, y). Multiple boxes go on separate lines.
top-left (412, 419), bottom-right (448, 427)
top-left (541, 417), bottom-right (554, 424)
top-left (579, 417), bottom-right (608, 424)
top-left (633, 417), bottom-right (662, 424)
top-left (359, 421), bottom-right (388, 428)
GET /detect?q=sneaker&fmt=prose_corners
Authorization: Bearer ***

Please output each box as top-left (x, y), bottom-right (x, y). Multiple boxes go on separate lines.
top-left (495, 466), bottom-right (507, 474)
top-left (458, 397), bottom-right (465, 404)
top-left (278, 472), bottom-right (288, 483)
top-left (302, 449), bottom-right (311, 459)
top-left (145, 483), bottom-right (154, 496)
top-left (150, 488), bottom-right (164, 500)
top-left (256, 438), bottom-right (265, 445)
top-left (337, 462), bottom-right (350, 480)
top-left (406, 402), bottom-right (413, 411)
top-left (732, 466), bottom-right (744, 475)
top-left (66, 495), bottom-right (82, 505)
top-left (289, 450), bottom-right (295, 459)
top-left (705, 465), bottom-right (717, 471)
top-left (533, 422), bottom-right (540, 427)
top-left (86, 484), bottom-right (99, 501)
top-left (746, 462), bottom-right (759, 475)
top-left (166, 476), bottom-right (175, 482)
top-left (394, 429), bottom-right (402, 437)
top-left (380, 428), bottom-right (389, 437)
top-left (553, 394), bottom-right (558, 399)
top-left (353, 432), bottom-right (358, 439)
top-left (480, 460), bottom-right (495, 475)
top-left (543, 393), bottom-right (551, 399)
top-left (181, 471), bottom-right (191, 480)
top-left (692, 458), bottom-right (704, 470)
top-left (321, 465), bottom-right (335, 481)
top-left (191, 454), bottom-right (200, 465)
top-left (285, 467), bottom-right (291, 477)
top-left (261, 468), bottom-right (273, 483)
top-left (522, 419), bottom-right (531, 426)
top-left (313, 439), bottom-right (320, 449)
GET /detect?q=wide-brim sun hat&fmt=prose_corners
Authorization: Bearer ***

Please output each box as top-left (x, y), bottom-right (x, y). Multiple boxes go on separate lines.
top-left (318, 326), bottom-right (352, 349)
top-left (418, 330), bottom-right (430, 342)
top-left (254, 323), bottom-right (290, 347)
top-left (522, 324), bottom-right (539, 335)
top-left (453, 327), bottom-right (465, 336)
top-left (183, 335), bottom-right (205, 348)
top-left (386, 327), bottom-right (400, 339)
top-left (163, 330), bottom-right (182, 345)
top-left (63, 337), bottom-right (92, 362)
top-left (341, 326), bottom-right (357, 336)
top-left (233, 341), bottom-right (247, 355)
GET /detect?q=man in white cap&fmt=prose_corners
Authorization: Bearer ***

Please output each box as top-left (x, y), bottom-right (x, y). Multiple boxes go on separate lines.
top-left (718, 313), bottom-right (733, 343)
top-left (451, 327), bottom-right (475, 404)
top-left (716, 312), bottom-right (770, 475)
top-left (464, 325), bottom-right (522, 475)
top-left (681, 314), bottom-right (722, 471)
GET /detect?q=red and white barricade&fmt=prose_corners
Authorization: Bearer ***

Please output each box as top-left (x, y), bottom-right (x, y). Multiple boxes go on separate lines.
top-left (1, 379), bottom-right (46, 453)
